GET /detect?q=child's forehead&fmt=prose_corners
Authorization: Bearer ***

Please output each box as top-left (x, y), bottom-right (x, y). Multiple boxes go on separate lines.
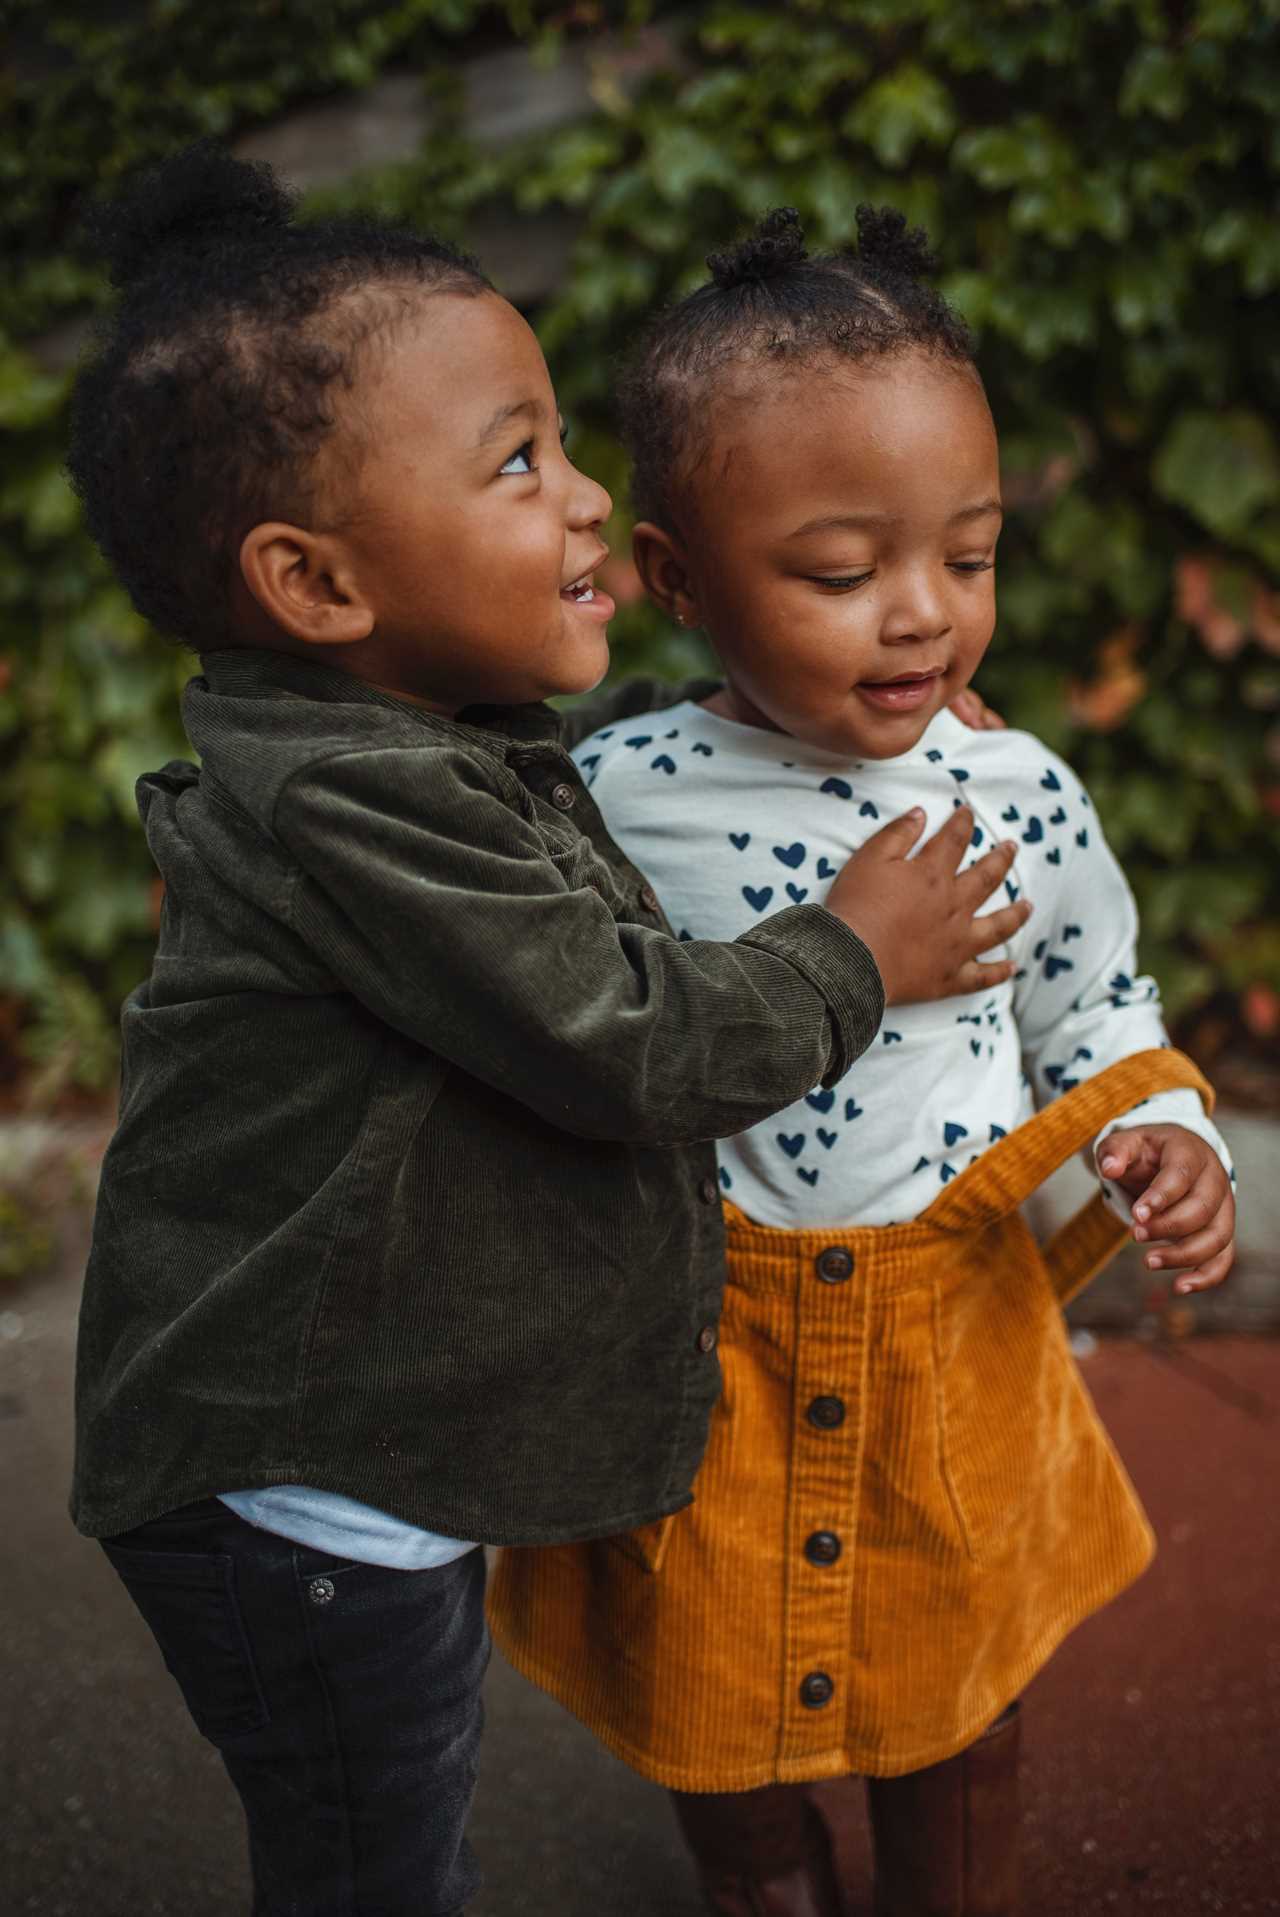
top-left (690, 354), bottom-right (995, 524)
top-left (352, 291), bottom-right (554, 439)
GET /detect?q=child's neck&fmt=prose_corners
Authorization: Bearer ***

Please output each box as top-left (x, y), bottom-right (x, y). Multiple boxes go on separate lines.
top-left (700, 683), bottom-right (945, 765)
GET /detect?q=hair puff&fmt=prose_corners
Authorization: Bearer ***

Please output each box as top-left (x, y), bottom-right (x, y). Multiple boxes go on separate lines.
top-left (852, 203), bottom-right (938, 282)
top-left (84, 139), bottom-right (295, 290)
top-left (706, 208), bottom-right (807, 289)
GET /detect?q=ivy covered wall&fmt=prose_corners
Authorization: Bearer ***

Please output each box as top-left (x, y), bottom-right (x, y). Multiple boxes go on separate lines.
top-left (3, 0), bottom-right (1278, 1098)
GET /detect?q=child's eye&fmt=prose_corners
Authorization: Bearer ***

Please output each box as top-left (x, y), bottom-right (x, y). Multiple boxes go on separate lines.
top-left (499, 440), bottom-right (536, 476)
top-left (807, 573), bottom-right (874, 592)
top-left (949, 560), bottom-right (996, 574)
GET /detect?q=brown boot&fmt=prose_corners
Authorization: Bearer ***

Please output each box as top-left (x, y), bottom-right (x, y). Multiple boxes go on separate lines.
top-left (671, 1783), bottom-right (846, 1916)
top-left (865, 1703), bottom-right (1021, 1917)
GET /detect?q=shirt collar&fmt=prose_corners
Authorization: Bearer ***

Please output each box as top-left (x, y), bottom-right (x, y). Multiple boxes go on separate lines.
top-left (198, 648), bottom-right (563, 747)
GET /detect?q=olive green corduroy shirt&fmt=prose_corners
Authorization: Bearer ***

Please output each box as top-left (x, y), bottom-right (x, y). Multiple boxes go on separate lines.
top-left (71, 649), bottom-right (884, 1545)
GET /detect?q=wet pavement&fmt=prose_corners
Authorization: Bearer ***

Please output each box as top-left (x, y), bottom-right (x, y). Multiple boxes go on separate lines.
top-left (2, 1219), bottom-right (1278, 1915)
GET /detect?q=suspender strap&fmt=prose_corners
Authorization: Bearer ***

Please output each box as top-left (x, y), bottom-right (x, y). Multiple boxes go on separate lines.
top-left (919, 1047), bottom-right (1215, 1304)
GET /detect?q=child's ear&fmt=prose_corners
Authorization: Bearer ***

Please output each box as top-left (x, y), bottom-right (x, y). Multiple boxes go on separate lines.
top-left (632, 521), bottom-right (700, 628)
top-left (239, 523), bottom-right (375, 648)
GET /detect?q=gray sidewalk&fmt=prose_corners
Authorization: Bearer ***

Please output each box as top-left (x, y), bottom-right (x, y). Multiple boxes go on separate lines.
top-left (3, 1208), bottom-right (1279, 1913)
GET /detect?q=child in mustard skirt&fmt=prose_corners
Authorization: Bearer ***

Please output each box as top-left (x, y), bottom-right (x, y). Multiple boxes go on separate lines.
top-left (489, 209), bottom-right (1237, 1914)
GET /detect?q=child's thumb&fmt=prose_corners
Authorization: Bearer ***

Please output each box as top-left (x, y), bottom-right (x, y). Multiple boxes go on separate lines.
top-left (1097, 1128), bottom-right (1142, 1177)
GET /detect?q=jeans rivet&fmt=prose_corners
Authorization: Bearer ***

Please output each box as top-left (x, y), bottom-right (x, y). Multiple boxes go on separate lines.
top-left (307, 1576), bottom-right (336, 1606)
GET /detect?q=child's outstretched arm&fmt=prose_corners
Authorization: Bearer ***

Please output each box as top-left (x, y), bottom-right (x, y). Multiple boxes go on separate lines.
top-left (1097, 1127), bottom-right (1235, 1294)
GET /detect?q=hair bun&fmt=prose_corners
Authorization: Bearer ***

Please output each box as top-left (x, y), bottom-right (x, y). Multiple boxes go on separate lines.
top-left (85, 140), bottom-right (296, 289)
top-left (853, 204), bottom-right (938, 280)
top-left (706, 207), bottom-right (807, 290)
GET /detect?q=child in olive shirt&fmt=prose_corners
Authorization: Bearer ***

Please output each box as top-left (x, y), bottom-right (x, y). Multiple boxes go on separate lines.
top-left (67, 148), bottom-right (1027, 1916)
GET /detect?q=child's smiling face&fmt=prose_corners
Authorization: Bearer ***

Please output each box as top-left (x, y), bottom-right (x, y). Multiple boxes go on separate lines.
top-left (642, 351), bottom-right (1001, 759)
top-left (241, 291), bottom-right (615, 712)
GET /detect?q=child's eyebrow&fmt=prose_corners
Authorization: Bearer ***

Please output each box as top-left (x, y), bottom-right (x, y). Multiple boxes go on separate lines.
top-left (475, 397), bottom-right (543, 447)
top-left (786, 501), bottom-right (1003, 539)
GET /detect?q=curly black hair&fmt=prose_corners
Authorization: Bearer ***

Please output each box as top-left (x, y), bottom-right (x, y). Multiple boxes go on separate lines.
top-left (66, 141), bottom-right (491, 650)
top-left (618, 205), bottom-right (974, 530)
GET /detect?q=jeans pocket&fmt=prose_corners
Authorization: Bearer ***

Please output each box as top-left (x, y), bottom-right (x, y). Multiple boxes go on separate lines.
top-left (102, 1541), bottom-right (269, 1741)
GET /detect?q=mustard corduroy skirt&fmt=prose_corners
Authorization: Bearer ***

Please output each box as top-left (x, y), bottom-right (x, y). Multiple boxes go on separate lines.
top-left (489, 1049), bottom-right (1213, 1787)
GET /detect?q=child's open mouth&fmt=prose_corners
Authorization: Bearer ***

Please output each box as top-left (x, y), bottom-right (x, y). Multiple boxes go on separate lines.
top-left (560, 572), bottom-right (615, 620)
top-left (856, 668), bottom-right (945, 712)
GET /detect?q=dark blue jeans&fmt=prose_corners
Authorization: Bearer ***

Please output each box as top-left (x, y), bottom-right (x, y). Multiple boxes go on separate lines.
top-left (101, 1499), bottom-right (488, 1915)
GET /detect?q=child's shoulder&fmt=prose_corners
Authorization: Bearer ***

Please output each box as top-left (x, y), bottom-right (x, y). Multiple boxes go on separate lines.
top-left (185, 676), bottom-right (517, 839)
top-left (930, 712), bottom-right (1082, 792)
top-left (572, 697), bottom-right (709, 793)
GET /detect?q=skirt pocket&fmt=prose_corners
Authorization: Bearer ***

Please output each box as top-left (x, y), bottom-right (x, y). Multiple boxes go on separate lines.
top-left (932, 1226), bottom-right (1066, 1559)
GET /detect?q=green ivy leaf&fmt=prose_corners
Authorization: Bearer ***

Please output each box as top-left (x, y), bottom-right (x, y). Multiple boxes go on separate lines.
top-left (842, 63), bottom-right (955, 168)
top-left (1153, 410), bottom-right (1280, 539)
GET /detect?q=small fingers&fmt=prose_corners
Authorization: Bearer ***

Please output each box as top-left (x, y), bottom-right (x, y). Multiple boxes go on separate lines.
top-left (1142, 1203), bottom-right (1234, 1269)
top-left (1167, 1242), bottom-right (1235, 1295)
top-left (1131, 1151), bottom-right (1198, 1226)
top-left (966, 899), bottom-right (1033, 956)
top-left (1137, 1170), bottom-right (1232, 1243)
top-left (915, 805), bottom-right (977, 872)
top-left (858, 808), bottom-right (928, 860)
top-left (953, 837), bottom-right (1020, 905)
top-left (952, 957), bottom-right (1019, 995)
top-left (1097, 1132), bottom-right (1146, 1181)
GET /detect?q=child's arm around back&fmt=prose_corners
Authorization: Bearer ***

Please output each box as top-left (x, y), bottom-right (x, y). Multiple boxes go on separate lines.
top-left (272, 725), bottom-right (1027, 1148)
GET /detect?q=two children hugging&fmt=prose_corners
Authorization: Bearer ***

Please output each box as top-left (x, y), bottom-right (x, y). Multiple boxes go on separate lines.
top-left (68, 148), bottom-right (1234, 1917)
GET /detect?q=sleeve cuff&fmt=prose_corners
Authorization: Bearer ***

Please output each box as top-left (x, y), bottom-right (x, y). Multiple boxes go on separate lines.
top-left (739, 904), bottom-right (885, 1087)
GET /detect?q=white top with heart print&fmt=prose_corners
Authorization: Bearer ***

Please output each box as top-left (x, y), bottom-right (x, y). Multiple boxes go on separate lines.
top-left (575, 701), bottom-right (1230, 1229)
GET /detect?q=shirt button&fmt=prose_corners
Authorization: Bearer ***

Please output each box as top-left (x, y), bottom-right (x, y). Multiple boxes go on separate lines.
top-left (800, 1671), bottom-right (834, 1709)
top-left (696, 1324), bottom-right (718, 1354)
top-left (815, 1246), bottom-right (854, 1285)
top-left (639, 883), bottom-right (660, 913)
top-left (804, 1530), bottom-right (842, 1567)
top-left (550, 782), bottom-right (577, 810)
top-left (697, 1176), bottom-right (720, 1206)
top-left (806, 1395), bottom-right (846, 1431)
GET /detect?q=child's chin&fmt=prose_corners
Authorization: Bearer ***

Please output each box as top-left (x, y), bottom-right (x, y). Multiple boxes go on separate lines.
top-left (553, 640), bottom-right (612, 698)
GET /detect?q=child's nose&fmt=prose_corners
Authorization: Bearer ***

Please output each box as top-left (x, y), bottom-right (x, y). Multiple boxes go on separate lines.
top-left (882, 573), bottom-right (949, 643)
top-left (568, 464), bottom-right (612, 530)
